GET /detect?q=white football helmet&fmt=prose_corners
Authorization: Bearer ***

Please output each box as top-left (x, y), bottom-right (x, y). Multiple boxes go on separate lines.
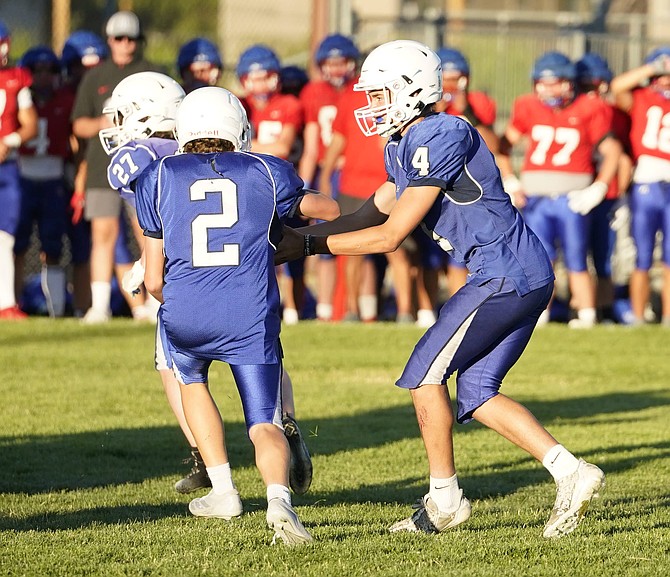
top-left (175, 86), bottom-right (251, 152)
top-left (99, 71), bottom-right (185, 155)
top-left (353, 40), bottom-right (442, 138)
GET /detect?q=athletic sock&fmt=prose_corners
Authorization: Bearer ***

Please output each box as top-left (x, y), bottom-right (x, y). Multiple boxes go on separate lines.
top-left (267, 483), bottom-right (291, 505)
top-left (41, 265), bottom-right (67, 317)
top-left (90, 281), bottom-right (111, 313)
top-left (429, 473), bottom-right (461, 512)
top-left (206, 462), bottom-right (236, 494)
top-left (542, 444), bottom-right (580, 481)
top-left (0, 231), bottom-right (17, 309)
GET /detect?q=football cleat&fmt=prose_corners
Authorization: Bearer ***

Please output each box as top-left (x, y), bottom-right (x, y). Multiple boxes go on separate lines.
top-left (188, 489), bottom-right (243, 520)
top-left (81, 307), bottom-right (111, 324)
top-left (282, 414), bottom-right (313, 495)
top-left (174, 448), bottom-right (212, 494)
top-left (266, 498), bottom-right (313, 545)
top-left (543, 459), bottom-right (605, 538)
top-left (389, 492), bottom-right (471, 533)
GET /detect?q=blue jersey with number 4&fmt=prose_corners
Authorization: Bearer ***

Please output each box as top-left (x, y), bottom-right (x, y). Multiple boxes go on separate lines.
top-left (107, 138), bottom-right (179, 206)
top-left (136, 151), bottom-right (304, 365)
top-left (385, 113), bottom-right (554, 296)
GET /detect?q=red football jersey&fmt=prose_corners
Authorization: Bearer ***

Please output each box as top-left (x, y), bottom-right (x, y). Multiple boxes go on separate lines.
top-left (300, 79), bottom-right (354, 162)
top-left (20, 87), bottom-right (75, 159)
top-left (0, 67), bottom-right (32, 137)
top-left (332, 86), bottom-right (386, 198)
top-left (244, 92), bottom-right (303, 159)
top-left (627, 86), bottom-right (670, 162)
top-left (510, 92), bottom-right (612, 175)
top-left (444, 91), bottom-right (496, 126)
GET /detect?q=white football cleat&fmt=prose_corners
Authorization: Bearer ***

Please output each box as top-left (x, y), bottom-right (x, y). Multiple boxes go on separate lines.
top-left (188, 489), bottom-right (243, 520)
top-left (266, 498), bottom-right (312, 545)
top-left (389, 491), bottom-right (471, 533)
top-left (543, 459), bottom-right (605, 538)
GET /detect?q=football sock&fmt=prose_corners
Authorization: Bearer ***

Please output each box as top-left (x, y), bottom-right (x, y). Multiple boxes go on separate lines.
top-left (90, 281), bottom-right (111, 313)
top-left (206, 462), bottom-right (236, 494)
top-left (358, 294), bottom-right (377, 321)
top-left (316, 302), bottom-right (333, 321)
top-left (577, 307), bottom-right (597, 325)
top-left (542, 444), bottom-right (580, 481)
top-left (267, 483), bottom-right (291, 505)
top-left (429, 473), bottom-right (461, 512)
top-left (41, 265), bottom-right (67, 317)
top-left (0, 231), bottom-right (17, 309)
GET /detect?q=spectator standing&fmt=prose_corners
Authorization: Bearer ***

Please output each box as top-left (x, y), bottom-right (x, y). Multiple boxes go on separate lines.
top-left (611, 47), bottom-right (670, 326)
top-left (498, 51), bottom-right (621, 328)
top-left (14, 46), bottom-right (73, 317)
top-left (298, 34), bottom-right (359, 322)
top-left (71, 10), bottom-right (162, 323)
top-left (575, 53), bottom-right (634, 322)
top-left (60, 30), bottom-right (109, 317)
top-left (0, 20), bottom-right (38, 320)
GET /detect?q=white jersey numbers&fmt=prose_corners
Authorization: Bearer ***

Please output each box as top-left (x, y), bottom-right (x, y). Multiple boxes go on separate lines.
top-left (529, 125), bottom-right (580, 166)
top-left (411, 146), bottom-right (431, 176)
top-left (641, 105), bottom-right (670, 153)
top-left (190, 178), bottom-right (240, 267)
top-left (110, 151), bottom-right (141, 186)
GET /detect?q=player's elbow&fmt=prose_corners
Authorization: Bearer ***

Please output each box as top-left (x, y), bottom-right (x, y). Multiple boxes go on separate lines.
top-left (143, 274), bottom-right (164, 303)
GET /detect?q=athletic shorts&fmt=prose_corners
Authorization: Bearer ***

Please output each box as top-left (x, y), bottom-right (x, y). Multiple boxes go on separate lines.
top-left (397, 278), bottom-right (553, 424)
top-left (85, 187), bottom-right (124, 220)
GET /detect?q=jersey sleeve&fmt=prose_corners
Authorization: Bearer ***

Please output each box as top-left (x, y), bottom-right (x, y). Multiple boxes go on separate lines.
top-left (587, 98), bottom-right (613, 145)
top-left (107, 142), bottom-right (160, 205)
top-left (403, 120), bottom-right (472, 189)
top-left (509, 95), bottom-right (532, 135)
top-left (135, 159), bottom-right (163, 238)
top-left (468, 92), bottom-right (496, 127)
top-left (267, 155), bottom-right (306, 219)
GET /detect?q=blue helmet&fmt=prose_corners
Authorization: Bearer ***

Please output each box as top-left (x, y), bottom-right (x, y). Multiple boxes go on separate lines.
top-left (177, 37), bottom-right (222, 73)
top-left (0, 19), bottom-right (9, 40)
top-left (644, 46), bottom-right (670, 69)
top-left (236, 44), bottom-right (280, 78)
top-left (61, 30), bottom-right (108, 70)
top-left (315, 34), bottom-right (359, 64)
top-left (19, 45), bottom-right (60, 71)
top-left (436, 47), bottom-right (470, 76)
top-left (531, 51), bottom-right (576, 81)
top-left (576, 53), bottom-right (612, 84)
top-left (280, 65), bottom-right (308, 96)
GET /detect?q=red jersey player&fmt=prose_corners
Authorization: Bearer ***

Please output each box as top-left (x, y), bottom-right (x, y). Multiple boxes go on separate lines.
top-left (0, 20), bottom-right (38, 320)
top-left (611, 46), bottom-right (670, 326)
top-left (499, 51), bottom-right (621, 328)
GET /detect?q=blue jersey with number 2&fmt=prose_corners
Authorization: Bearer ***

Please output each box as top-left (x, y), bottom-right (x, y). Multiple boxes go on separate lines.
top-left (135, 151), bottom-right (304, 365)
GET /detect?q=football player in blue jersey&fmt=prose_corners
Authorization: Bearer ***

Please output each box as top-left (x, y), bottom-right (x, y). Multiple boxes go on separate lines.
top-left (276, 40), bottom-right (605, 539)
top-left (136, 86), bottom-right (322, 545)
top-left (103, 73), bottom-right (331, 498)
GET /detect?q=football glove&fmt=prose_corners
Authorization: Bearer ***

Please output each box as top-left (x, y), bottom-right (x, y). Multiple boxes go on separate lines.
top-left (122, 259), bottom-right (145, 296)
top-left (567, 181), bottom-right (608, 215)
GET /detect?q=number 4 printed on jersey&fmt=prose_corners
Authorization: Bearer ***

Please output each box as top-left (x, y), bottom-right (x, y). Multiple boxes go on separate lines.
top-left (412, 146), bottom-right (430, 176)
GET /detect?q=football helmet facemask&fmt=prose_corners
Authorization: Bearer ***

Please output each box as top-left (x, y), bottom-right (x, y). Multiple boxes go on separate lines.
top-left (99, 71), bottom-right (186, 155)
top-left (353, 40), bottom-right (442, 138)
top-left (175, 86), bottom-right (251, 152)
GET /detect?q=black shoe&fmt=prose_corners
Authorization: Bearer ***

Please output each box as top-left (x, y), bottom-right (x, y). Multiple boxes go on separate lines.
top-left (282, 414), bottom-right (313, 495)
top-left (174, 448), bottom-right (212, 494)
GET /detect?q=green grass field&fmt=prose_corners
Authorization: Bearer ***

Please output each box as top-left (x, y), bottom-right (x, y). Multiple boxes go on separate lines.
top-left (1, 319), bottom-right (668, 576)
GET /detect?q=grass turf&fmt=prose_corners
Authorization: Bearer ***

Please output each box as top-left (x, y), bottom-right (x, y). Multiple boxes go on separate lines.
top-left (0, 319), bottom-right (668, 576)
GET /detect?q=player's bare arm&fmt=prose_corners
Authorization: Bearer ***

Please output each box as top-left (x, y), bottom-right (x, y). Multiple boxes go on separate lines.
top-left (143, 235), bottom-right (165, 303)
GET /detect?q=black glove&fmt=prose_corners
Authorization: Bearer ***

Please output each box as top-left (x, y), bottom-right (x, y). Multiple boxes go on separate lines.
top-left (274, 224), bottom-right (306, 265)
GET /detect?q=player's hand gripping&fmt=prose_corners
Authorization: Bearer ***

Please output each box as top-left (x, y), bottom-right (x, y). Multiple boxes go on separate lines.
top-left (274, 224), bottom-right (306, 265)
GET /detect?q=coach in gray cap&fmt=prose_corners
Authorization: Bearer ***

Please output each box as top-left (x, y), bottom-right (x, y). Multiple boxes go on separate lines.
top-left (70, 10), bottom-right (163, 324)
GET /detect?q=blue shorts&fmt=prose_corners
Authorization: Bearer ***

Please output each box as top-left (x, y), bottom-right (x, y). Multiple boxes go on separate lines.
top-left (114, 215), bottom-right (134, 265)
top-left (397, 278), bottom-right (553, 424)
top-left (630, 182), bottom-right (670, 269)
top-left (589, 198), bottom-right (617, 277)
top-left (0, 161), bottom-right (21, 235)
top-left (523, 195), bottom-right (591, 272)
top-left (14, 177), bottom-right (68, 257)
top-left (67, 218), bottom-right (91, 264)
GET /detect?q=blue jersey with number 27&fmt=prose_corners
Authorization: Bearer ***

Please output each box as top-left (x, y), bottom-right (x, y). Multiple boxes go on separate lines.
top-left (107, 138), bottom-right (179, 206)
top-left (135, 151), bottom-right (304, 365)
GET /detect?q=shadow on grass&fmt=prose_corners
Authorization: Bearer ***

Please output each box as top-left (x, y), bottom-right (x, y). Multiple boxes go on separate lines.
top-left (1, 389), bottom-right (668, 530)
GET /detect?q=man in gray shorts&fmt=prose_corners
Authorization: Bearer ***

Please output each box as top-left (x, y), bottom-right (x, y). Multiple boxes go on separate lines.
top-left (71, 10), bottom-right (162, 323)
